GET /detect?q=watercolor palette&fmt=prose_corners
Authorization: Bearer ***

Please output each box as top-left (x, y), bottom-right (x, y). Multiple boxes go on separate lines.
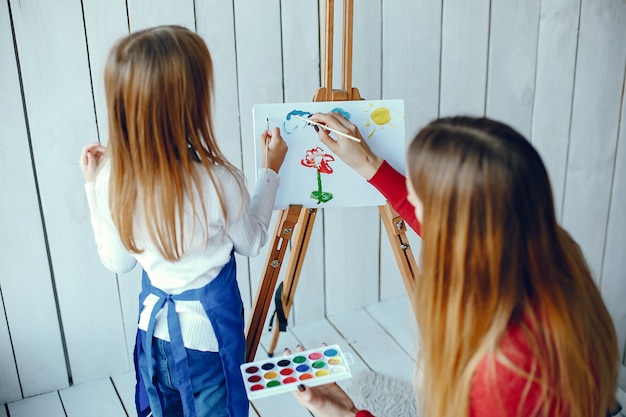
top-left (240, 344), bottom-right (352, 400)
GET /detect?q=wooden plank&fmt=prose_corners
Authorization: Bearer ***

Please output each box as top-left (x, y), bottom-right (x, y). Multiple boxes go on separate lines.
top-left (1, 0), bottom-right (67, 401)
top-left (289, 318), bottom-right (373, 377)
top-left (196, 0), bottom-right (244, 170)
top-left (329, 308), bottom-right (416, 383)
top-left (282, 1), bottom-right (322, 103)
top-left (365, 296), bottom-right (418, 361)
top-left (233, 0), bottom-right (284, 321)
top-left (616, 387), bottom-right (626, 414)
top-left (196, 0), bottom-right (255, 328)
top-left (127, 0), bottom-right (194, 32)
top-left (439, 0), bottom-right (490, 117)
top-left (323, 3), bottom-right (382, 316)
top-left (7, 392), bottom-right (65, 417)
top-left (281, 0), bottom-right (326, 327)
top-left (382, 0), bottom-right (441, 133)
top-left (82, 0), bottom-right (138, 372)
top-left (81, 0), bottom-right (128, 147)
top-left (351, 0), bottom-right (382, 100)
top-left (292, 211), bottom-right (326, 325)
top-left (379, 0), bottom-right (437, 301)
top-left (0, 294), bottom-right (21, 403)
top-left (59, 378), bottom-right (126, 417)
top-left (1, 0), bottom-right (72, 395)
top-left (111, 372), bottom-right (136, 417)
top-left (601, 69), bottom-right (626, 363)
top-left (561, 0), bottom-right (626, 279)
top-left (486, 0), bottom-right (541, 138)
top-left (9, 0), bottom-right (129, 383)
top-left (324, 207), bottom-right (380, 315)
top-left (529, 0), bottom-right (580, 218)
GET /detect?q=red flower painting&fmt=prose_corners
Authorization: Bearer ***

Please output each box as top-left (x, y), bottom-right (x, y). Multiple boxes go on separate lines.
top-left (301, 147), bottom-right (334, 203)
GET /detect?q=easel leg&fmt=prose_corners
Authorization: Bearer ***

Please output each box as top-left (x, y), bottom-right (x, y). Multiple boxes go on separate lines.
top-left (379, 203), bottom-right (420, 317)
top-left (266, 208), bottom-right (318, 356)
top-left (244, 205), bottom-right (301, 362)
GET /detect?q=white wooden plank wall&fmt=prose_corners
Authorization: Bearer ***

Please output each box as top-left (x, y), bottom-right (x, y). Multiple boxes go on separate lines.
top-left (1, 0), bottom-right (624, 405)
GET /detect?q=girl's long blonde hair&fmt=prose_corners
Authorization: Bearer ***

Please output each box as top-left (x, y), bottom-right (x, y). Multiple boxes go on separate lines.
top-left (408, 117), bottom-right (618, 417)
top-left (104, 25), bottom-right (242, 261)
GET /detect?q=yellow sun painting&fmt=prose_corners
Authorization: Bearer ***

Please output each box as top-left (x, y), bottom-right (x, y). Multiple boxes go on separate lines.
top-left (362, 102), bottom-right (403, 139)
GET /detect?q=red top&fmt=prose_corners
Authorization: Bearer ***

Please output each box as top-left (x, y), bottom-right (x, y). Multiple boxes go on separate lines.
top-left (367, 161), bottom-right (421, 235)
top-left (355, 411), bottom-right (375, 417)
top-left (470, 321), bottom-right (556, 417)
top-left (366, 161), bottom-right (552, 416)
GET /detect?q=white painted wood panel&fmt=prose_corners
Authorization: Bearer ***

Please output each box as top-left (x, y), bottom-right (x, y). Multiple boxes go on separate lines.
top-left (82, 0), bottom-right (129, 147)
top-left (282, 1), bottom-right (327, 326)
top-left (379, 0), bottom-right (438, 300)
top-left (127, 0), bottom-right (195, 32)
top-left (196, 0), bottom-right (244, 170)
top-left (324, 2), bottom-right (382, 316)
top-left (439, 0), bottom-right (490, 117)
top-left (329, 308), bottom-right (416, 383)
top-left (9, 0), bottom-right (128, 385)
top-left (530, 0), bottom-right (580, 218)
top-left (196, 0), bottom-right (254, 323)
top-left (7, 392), bottom-right (66, 417)
top-left (0, 0), bottom-right (67, 400)
top-left (82, 0), bottom-right (138, 373)
top-left (561, 0), bottom-right (626, 279)
top-left (486, 0), bottom-right (541, 138)
top-left (59, 378), bottom-right (127, 417)
top-left (601, 70), bottom-right (626, 365)
top-left (111, 372), bottom-right (136, 416)
top-left (233, 0), bottom-right (284, 301)
top-left (366, 296), bottom-right (418, 361)
top-left (0, 296), bottom-right (20, 403)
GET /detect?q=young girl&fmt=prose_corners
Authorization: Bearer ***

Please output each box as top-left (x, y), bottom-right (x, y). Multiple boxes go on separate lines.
top-left (292, 114), bottom-right (620, 417)
top-left (79, 26), bottom-right (288, 417)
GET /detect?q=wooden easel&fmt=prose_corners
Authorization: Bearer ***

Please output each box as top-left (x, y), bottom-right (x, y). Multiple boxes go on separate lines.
top-left (244, 0), bottom-right (420, 362)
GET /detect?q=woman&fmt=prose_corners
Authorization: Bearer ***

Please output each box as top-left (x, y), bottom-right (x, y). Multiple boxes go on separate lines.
top-left (292, 113), bottom-right (620, 417)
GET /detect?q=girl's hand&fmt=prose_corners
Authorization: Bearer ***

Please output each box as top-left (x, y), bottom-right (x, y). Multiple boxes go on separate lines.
top-left (309, 112), bottom-right (383, 180)
top-left (284, 345), bottom-right (359, 417)
top-left (260, 127), bottom-right (288, 173)
top-left (79, 142), bottom-right (106, 183)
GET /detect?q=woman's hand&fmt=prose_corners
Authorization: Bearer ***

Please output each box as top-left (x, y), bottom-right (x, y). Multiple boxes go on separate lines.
top-left (309, 112), bottom-right (383, 180)
top-left (79, 142), bottom-right (106, 183)
top-left (260, 126), bottom-right (288, 173)
top-left (284, 345), bottom-right (359, 417)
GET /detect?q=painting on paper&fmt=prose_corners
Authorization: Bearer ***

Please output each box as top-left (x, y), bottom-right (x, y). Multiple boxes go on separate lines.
top-left (253, 100), bottom-right (406, 209)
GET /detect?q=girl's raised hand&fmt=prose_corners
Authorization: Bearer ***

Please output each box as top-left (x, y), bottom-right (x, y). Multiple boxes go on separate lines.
top-left (79, 142), bottom-right (106, 183)
top-left (309, 112), bottom-right (383, 180)
top-left (260, 127), bottom-right (288, 174)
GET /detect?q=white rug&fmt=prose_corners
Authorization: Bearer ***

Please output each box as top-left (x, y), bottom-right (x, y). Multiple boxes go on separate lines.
top-left (340, 372), bottom-right (418, 417)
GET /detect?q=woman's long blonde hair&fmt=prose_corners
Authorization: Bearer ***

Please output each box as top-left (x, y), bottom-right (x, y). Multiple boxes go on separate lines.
top-left (408, 117), bottom-right (618, 417)
top-left (104, 25), bottom-right (242, 261)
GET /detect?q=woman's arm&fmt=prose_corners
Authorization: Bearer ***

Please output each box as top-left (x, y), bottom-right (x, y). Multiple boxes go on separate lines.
top-left (309, 112), bottom-right (420, 235)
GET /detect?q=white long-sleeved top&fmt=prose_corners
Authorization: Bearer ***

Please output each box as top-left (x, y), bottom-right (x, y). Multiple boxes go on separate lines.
top-left (85, 159), bottom-right (280, 351)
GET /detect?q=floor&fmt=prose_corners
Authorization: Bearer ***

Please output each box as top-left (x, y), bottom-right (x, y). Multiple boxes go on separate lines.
top-left (2, 296), bottom-right (418, 417)
top-left (3, 294), bottom-right (625, 417)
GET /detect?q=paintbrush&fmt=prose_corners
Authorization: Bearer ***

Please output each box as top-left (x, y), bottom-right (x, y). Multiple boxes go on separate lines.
top-left (265, 118), bottom-right (270, 168)
top-left (294, 115), bottom-right (361, 142)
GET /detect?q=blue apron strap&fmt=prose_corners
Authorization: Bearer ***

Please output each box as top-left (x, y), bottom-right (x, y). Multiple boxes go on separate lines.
top-left (135, 253), bottom-right (247, 417)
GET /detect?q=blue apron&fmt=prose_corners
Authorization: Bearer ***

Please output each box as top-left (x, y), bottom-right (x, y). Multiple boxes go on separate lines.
top-left (133, 254), bottom-right (248, 417)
